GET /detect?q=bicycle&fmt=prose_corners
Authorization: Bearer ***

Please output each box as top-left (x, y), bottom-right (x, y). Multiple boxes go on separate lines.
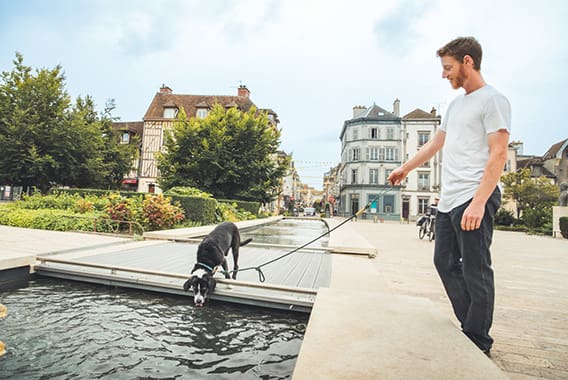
top-left (417, 215), bottom-right (435, 241)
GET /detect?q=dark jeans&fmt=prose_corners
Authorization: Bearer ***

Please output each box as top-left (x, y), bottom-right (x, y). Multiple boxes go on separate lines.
top-left (433, 187), bottom-right (501, 352)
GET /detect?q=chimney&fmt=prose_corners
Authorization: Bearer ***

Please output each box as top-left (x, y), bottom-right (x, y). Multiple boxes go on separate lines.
top-left (352, 105), bottom-right (367, 118)
top-left (430, 107), bottom-right (437, 117)
top-left (238, 85), bottom-right (250, 97)
top-left (393, 98), bottom-right (400, 117)
top-left (159, 84), bottom-right (173, 94)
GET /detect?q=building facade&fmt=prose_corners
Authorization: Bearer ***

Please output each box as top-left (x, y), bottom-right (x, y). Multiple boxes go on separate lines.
top-left (399, 108), bottom-right (442, 221)
top-left (137, 84), bottom-right (277, 193)
top-left (338, 102), bottom-right (402, 220)
top-left (337, 101), bottom-right (443, 221)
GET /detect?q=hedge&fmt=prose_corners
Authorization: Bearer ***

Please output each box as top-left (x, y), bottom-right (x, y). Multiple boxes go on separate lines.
top-left (218, 199), bottom-right (260, 215)
top-left (166, 194), bottom-right (218, 225)
top-left (50, 188), bottom-right (140, 198)
top-left (0, 207), bottom-right (118, 233)
top-left (560, 217), bottom-right (568, 239)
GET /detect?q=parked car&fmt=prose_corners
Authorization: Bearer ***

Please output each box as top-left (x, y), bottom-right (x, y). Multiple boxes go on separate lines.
top-left (303, 207), bottom-right (316, 216)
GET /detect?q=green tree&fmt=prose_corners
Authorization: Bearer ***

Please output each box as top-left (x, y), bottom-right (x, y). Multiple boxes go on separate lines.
top-left (157, 104), bottom-right (288, 203)
top-left (0, 53), bottom-right (137, 192)
top-left (501, 168), bottom-right (559, 227)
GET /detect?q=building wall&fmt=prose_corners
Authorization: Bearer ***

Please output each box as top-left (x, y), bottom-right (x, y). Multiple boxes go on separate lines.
top-left (400, 119), bottom-right (442, 221)
top-left (338, 119), bottom-right (402, 220)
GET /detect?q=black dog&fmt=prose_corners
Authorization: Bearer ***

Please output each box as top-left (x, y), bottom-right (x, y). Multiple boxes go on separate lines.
top-left (183, 222), bottom-right (252, 306)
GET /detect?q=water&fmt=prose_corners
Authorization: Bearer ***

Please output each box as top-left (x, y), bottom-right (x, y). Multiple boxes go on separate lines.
top-left (0, 278), bottom-right (308, 379)
top-left (241, 219), bottom-right (329, 248)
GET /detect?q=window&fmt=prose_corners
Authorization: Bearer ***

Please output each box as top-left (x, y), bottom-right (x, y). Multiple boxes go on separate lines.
top-left (386, 127), bottom-right (394, 140)
top-left (369, 169), bottom-right (378, 184)
top-left (369, 147), bottom-right (378, 161)
top-left (384, 169), bottom-right (392, 185)
top-left (418, 132), bottom-right (430, 146)
top-left (385, 147), bottom-right (397, 161)
top-left (351, 169), bottom-right (358, 184)
top-left (418, 172), bottom-right (430, 190)
top-left (383, 195), bottom-right (394, 213)
top-left (351, 148), bottom-right (360, 161)
top-left (418, 198), bottom-right (429, 214)
top-left (196, 108), bottom-right (208, 119)
top-left (163, 107), bottom-right (178, 118)
top-left (370, 127), bottom-right (379, 139)
top-left (120, 132), bottom-right (130, 144)
top-left (352, 128), bottom-right (359, 140)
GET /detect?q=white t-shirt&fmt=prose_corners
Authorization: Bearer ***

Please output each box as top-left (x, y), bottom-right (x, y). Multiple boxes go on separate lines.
top-left (438, 85), bottom-right (511, 213)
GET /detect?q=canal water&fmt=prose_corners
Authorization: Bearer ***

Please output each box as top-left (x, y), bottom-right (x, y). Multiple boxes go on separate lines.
top-left (0, 219), bottom-right (329, 379)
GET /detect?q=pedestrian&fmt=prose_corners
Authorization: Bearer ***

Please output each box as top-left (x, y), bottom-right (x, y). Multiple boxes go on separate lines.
top-left (388, 36), bottom-right (511, 357)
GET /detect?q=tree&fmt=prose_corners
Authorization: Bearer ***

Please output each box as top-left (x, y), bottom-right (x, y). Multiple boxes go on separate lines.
top-left (0, 53), bottom-right (137, 192)
top-left (157, 104), bottom-right (289, 203)
top-left (501, 168), bottom-right (559, 227)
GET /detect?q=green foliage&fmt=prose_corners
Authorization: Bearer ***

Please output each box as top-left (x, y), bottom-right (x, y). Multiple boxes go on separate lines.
top-left (157, 105), bottom-right (289, 203)
top-left (0, 207), bottom-right (114, 232)
top-left (140, 194), bottom-right (185, 230)
top-left (501, 168), bottom-right (560, 219)
top-left (218, 199), bottom-right (260, 215)
top-left (216, 202), bottom-right (257, 223)
top-left (167, 194), bottom-right (218, 225)
top-left (167, 186), bottom-right (213, 198)
top-left (0, 53), bottom-right (137, 193)
top-left (559, 217), bottom-right (568, 239)
top-left (521, 206), bottom-right (552, 229)
top-left (494, 208), bottom-right (516, 226)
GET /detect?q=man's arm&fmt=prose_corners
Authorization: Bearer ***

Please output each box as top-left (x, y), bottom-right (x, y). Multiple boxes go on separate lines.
top-left (388, 129), bottom-right (445, 185)
top-left (461, 129), bottom-right (509, 231)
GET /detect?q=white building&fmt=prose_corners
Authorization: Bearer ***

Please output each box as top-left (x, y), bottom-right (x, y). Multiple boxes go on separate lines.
top-left (338, 102), bottom-right (402, 220)
top-left (338, 101), bottom-right (442, 221)
top-left (400, 108), bottom-right (442, 221)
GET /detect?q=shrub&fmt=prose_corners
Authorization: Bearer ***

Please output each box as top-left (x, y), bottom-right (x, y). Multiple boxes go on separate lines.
top-left (0, 207), bottom-right (114, 232)
top-left (494, 208), bottom-right (515, 226)
top-left (218, 199), bottom-right (260, 215)
top-left (560, 217), bottom-right (568, 239)
top-left (167, 186), bottom-right (213, 198)
top-left (141, 194), bottom-right (185, 230)
top-left (522, 207), bottom-right (552, 229)
top-left (216, 202), bottom-right (257, 223)
top-left (166, 194), bottom-right (217, 225)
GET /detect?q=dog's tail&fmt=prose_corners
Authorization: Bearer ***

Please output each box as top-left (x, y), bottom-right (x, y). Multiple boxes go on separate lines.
top-left (240, 238), bottom-right (253, 246)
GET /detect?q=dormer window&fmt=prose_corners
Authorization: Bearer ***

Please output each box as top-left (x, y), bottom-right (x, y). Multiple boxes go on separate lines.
top-left (163, 107), bottom-right (178, 118)
top-left (196, 108), bottom-right (208, 119)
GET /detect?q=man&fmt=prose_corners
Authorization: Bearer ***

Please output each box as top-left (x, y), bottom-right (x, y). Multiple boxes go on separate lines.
top-left (388, 37), bottom-right (510, 356)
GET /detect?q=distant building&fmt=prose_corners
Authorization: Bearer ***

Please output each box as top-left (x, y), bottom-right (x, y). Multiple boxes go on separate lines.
top-left (135, 84), bottom-right (278, 193)
top-left (337, 100), bottom-right (442, 221)
top-left (400, 107), bottom-right (442, 221)
top-left (338, 102), bottom-right (402, 219)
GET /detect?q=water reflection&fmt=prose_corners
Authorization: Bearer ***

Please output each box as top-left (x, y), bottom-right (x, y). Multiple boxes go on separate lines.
top-left (0, 279), bottom-right (307, 379)
top-left (241, 219), bottom-right (329, 248)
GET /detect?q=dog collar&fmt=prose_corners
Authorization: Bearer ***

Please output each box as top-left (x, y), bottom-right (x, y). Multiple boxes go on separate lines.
top-left (197, 262), bottom-right (215, 273)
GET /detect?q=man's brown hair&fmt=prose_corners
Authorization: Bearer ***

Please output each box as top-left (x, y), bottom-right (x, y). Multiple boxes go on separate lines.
top-left (437, 37), bottom-right (483, 71)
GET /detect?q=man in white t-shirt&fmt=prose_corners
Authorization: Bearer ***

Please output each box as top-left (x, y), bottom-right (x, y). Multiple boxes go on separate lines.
top-left (389, 37), bottom-right (511, 357)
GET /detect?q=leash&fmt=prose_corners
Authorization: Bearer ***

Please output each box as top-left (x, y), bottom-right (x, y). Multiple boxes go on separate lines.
top-left (231, 186), bottom-right (393, 282)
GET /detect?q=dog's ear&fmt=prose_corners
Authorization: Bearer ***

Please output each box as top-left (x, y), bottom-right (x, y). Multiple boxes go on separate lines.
top-left (209, 276), bottom-right (217, 292)
top-left (183, 275), bottom-right (195, 291)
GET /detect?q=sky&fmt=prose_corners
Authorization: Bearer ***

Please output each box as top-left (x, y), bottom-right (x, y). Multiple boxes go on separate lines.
top-left (1, 0), bottom-right (567, 189)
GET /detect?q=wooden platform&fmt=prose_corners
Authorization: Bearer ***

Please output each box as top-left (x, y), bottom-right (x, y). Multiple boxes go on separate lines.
top-left (35, 240), bottom-right (331, 313)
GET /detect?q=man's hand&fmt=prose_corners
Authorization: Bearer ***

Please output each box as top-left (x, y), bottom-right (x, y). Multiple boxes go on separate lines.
top-left (388, 167), bottom-right (407, 186)
top-left (461, 200), bottom-right (485, 231)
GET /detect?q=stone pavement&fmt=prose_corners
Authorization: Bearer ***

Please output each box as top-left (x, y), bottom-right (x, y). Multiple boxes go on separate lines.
top-left (308, 219), bottom-right (568, 380)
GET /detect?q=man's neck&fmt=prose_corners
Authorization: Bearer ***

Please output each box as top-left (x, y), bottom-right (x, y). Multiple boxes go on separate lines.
top-left (463, 71), bottom-right (486, 95)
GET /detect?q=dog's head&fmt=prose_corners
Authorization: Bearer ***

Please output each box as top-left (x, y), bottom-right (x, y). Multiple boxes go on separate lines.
top-left (183, 269), bottom-right (217, 307)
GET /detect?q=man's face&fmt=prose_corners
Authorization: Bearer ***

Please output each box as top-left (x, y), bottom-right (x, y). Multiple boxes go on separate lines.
top-left (441, 55), bottom-right (466, 90)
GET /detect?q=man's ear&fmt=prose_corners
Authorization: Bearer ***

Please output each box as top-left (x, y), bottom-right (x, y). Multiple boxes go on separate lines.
top-left (463, 54), bottom-right (474, 67)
